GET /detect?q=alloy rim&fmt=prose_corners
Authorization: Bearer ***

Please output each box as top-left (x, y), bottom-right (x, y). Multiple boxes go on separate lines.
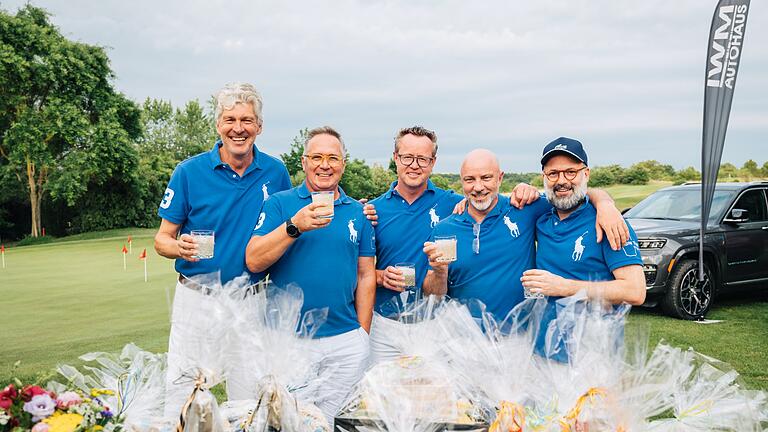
top-left (679, 267), bottom-right (712, 317)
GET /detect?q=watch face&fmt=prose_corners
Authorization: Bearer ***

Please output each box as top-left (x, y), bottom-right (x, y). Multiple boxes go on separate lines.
top-left (287, 222), bottom-right (300, 237)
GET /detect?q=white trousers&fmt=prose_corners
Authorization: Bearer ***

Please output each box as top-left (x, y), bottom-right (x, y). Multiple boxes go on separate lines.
top-left (296, 327), bottom-right (370, 425)
top-left (163, 281), bottom-right (256, 418)
top-left (368, 313), bottom-right (407, 366)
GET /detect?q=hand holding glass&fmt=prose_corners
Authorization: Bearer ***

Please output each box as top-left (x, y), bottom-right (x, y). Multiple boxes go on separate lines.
top-left (311, 191), bottom-right (335, 219)
top-left (434, 235), bottom-right (457, 262)
top-left (394, 263), bottom-right (416, 289)
top-left (191, 230), bottom-right (214, 259)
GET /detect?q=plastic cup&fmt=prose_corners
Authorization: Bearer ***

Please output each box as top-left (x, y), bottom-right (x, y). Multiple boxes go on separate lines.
top-left (524, 285), bottom-right (545, 299)
top-left (311, 191), bottom-right (335, 219)
top-left (395, 263), bottom-right (416, 289)
top-left (191, 230), bottom-right (214, 259)
top-left (434, 235), bottom-right (457, 262)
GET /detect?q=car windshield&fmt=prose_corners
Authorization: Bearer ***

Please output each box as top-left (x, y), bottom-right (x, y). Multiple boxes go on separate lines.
top-left (624, 189), bottom-right (735, 222)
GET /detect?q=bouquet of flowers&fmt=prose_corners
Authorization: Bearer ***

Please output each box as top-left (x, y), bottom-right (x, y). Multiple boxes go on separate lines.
top-left (0, 382), bottom-right (121, 432)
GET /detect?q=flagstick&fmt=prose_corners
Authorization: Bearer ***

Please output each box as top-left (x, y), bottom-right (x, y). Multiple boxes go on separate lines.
top-left (1, 252), bottom-right (5, 269)
top-left (123, 253), bottom-right (126, 270)
top-left (129, 242), bottom-right (132, 254)
top-left (144, 257), bottom-right (148, 282)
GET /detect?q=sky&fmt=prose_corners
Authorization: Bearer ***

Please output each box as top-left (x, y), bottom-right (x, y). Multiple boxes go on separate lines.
top-left (2, 0), bottom-right (766, 173)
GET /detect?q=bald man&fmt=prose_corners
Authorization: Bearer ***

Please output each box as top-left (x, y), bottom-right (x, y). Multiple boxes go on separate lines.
top-left (423, 149), bottom-right (626, 320)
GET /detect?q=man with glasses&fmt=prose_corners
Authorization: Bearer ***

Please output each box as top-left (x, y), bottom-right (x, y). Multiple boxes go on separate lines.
top-left (423, 147), bottom-right (629, 321)
top-left (245, 126), bottom-right (375, 422)
top-left (521, 137), bottom-right (645, 362)
top-left (366, 126), bottom-right (465, 364)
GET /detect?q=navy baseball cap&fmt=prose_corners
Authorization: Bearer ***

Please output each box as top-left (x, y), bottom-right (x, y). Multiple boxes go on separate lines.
top-left (541, 137), bottom-right (588, 167)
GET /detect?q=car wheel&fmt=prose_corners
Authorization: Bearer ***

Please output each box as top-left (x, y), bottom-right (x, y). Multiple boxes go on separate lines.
top-left (661, 258), bottom-right (715, 320)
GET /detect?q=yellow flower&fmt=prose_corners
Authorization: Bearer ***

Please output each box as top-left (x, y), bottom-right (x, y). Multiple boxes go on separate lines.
top-left (42, 412), bottom-right (84, 432)
top-left (92, 426), bottom-right (104, 432)
top-left (90, 389), bottom-right (114, 397)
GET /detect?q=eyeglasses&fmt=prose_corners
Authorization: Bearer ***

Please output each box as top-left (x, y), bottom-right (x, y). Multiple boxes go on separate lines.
top-left (544, 166), bottom-right (587, 181)
top-left (396, 153), bottom-right (434, 168)
top-left (303, 153), bottom-right (344, 167)
top-left (472, 223), bottom-right (481, 255)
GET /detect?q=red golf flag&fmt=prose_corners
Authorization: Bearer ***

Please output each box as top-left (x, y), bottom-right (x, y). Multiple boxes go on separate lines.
top-left (139, 248), bottom-right (147, 260)
top-left (1, 245), bottom-right (4, 253)
top-left (122, 245), bottom-right (128, 254)
top-left (127, 235), bottom-right (133, 244)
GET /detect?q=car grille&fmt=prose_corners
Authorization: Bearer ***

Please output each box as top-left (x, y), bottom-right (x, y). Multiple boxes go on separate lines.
top-left (643, 264), bottom-right (657, 285)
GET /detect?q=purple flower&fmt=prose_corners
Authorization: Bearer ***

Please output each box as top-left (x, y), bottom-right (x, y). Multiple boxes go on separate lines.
top-left (101, 409), bottom-right (113, 419)
top-left (23, 394), bottom-right (56, 422)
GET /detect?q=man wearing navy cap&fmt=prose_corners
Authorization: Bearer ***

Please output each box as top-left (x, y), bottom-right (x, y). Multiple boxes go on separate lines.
top-left (246, 126), bottom-right (376, 422)
top-left (423, 148), bottom-right (630, 321)
top-left (154, 83), bottom-right (291, 415)
top-left (522, 137), bottom-right (645, 362)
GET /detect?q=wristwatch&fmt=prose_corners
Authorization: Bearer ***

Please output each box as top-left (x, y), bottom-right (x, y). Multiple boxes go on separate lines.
top-left (285, 217), bottom-right (302, 238)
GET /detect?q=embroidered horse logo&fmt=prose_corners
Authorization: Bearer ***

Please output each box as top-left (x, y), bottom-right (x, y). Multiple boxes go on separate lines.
top-left (348, 219), bottom-right (358, 244)
top-left (503, 215), bottom-right (520, 238)
top-left (261, 182), bottom-right (270, 201)
top-left (429, 208), bottom-right (440, 228)
top-left (572, 230), bottom-right (588, 261)
top-left (254, 212), bottom-right (265, 230)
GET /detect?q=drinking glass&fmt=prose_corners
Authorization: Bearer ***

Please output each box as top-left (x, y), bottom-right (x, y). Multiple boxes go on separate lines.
top-left (191, 230), bottom-right (214, 259)
top-left (311, 191), bottom-right (335, 219)
top-left (434, 235), bottom-right (457, 262)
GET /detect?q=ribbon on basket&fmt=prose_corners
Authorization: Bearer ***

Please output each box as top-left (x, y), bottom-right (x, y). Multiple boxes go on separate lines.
top-left (558, 387), bottom-right (628, 432)
top-left (176, 371), bottom-right (208, 432)
top-left (489, 401), bottom-right (525, 432)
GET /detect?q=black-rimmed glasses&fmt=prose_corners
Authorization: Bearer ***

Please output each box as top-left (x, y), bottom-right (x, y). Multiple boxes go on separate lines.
top-left (544, 166), bottom-right (587, 181)
top-left (396, 153), bottom-right (434, 168)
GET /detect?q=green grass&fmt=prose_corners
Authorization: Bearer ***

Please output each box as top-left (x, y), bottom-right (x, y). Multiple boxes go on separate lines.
top-left (1, 229), bottom-right (175, 385)
top-left (604, 180), bottom-right (673, 210)
top-left (1, 202), bottom-right (767, 392)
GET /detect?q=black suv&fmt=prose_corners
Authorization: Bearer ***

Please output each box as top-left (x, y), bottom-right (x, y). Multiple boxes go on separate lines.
top-left (623, 181), bottom-right (768, 320)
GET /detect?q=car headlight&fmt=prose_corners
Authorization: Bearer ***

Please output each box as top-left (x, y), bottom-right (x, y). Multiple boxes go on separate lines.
top-left (638, 238), bottom-right (667, 249)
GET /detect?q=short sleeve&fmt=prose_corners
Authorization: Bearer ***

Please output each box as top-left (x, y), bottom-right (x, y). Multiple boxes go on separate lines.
top-left (276, 164), bottom-right (292, 193)
top-left (252, 195), bottom-right (285, 237)
top-left (358, 216), bottom-right (376, 257)
top-left (602, 222), bottom-right (643, 272)
top-left (157, 166), bottom-right (188, 224)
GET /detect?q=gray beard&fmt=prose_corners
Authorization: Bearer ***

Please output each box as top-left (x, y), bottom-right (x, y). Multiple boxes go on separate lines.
top-left (545, 181), bottom-right (587, 212)
top-left (468, 193), bottom-right (497, 212)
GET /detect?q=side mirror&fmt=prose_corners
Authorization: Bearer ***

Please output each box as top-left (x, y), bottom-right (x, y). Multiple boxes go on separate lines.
top-left (724, 208), bottom-right (749, 223)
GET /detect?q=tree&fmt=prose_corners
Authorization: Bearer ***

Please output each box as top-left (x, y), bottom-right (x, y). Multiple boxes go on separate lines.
top-left (718, 162), bottom-right (740, 181)
top-left (673, 166), bottom-right (701, 184)
top-left (0, 5), bottom-right (141, 236)
top-left (620, 166), bottom-right (650, 185)
top-left (632, 160), bottom-right (675, 181)
top-left (762, 162), bottom-right (768, 178)
top-left (741, 159), bottom-right (760, 178)
top-left (281, 129), bottom-right (308, 177)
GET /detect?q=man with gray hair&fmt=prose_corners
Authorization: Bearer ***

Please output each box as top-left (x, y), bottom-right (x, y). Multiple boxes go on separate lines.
top-left (154, 82), bottom-right (291, 415)
top-left (246, 126), bottom-right (376, 422)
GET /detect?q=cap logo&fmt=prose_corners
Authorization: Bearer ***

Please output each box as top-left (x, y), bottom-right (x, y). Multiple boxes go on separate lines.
top-left (554, 144), bottom-right (567, 150)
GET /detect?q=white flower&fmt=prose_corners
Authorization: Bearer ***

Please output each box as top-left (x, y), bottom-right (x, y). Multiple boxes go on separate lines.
top-left (23, 394), bottom-right (56, 422)
top-left (0, 410), bottom-right (10, 425)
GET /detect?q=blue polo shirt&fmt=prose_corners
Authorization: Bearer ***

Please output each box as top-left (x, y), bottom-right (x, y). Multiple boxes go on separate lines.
top-left (533, 197), bottom-right (642, 362)
top-left (369, 180), bottom-right (463, 315)
top-left (430, 197), bottom-right (552, 320)
top-left (158, 141), bottom-right (291, 284)
top-left (252, 182), bottom-right (376, 338)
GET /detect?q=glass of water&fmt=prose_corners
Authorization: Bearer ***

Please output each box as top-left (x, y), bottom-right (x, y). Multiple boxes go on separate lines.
top-left (434, 235), bottom-right (457, 262)
top-left (523, 285), bottom-right (545, 299)
top-left (191, 230), bottom-right (215, 259)
top-left (311, 191), bottom-right (335, 219)
top-left (394, 262), bottom-right (416, 290)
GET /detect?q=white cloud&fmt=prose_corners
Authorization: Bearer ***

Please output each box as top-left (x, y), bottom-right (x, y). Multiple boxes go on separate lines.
top-left (2, 0), bottom-right (766, 172)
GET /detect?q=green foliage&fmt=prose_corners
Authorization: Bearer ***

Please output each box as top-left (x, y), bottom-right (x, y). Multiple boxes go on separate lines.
top-left (620, 165), bottom-right (650, 185)
top-left (388, 158), bottom-right (397, 175)
top-left (673, 166), bottom-right (701, 185)
top-left (0, 5), bottom-right (141, 236)
top-left (718, 162), bottom-right (740, 181)
top-left (281, 128), bottom-right (308, 177)
top-left (589, 165), bottom-right (623, 187)
top-left (339, 158), bottom-right (379, 199)
top-left (632, 160), bottom-right (676, 181)
top-left (762, 162), bottom-right (768, 177)
top-left (430, 174), bottom-right (454, 191)
top-left (742, 159), bottom-right (760, 176)
top-left (14, 234), bottom-right (54, 246)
